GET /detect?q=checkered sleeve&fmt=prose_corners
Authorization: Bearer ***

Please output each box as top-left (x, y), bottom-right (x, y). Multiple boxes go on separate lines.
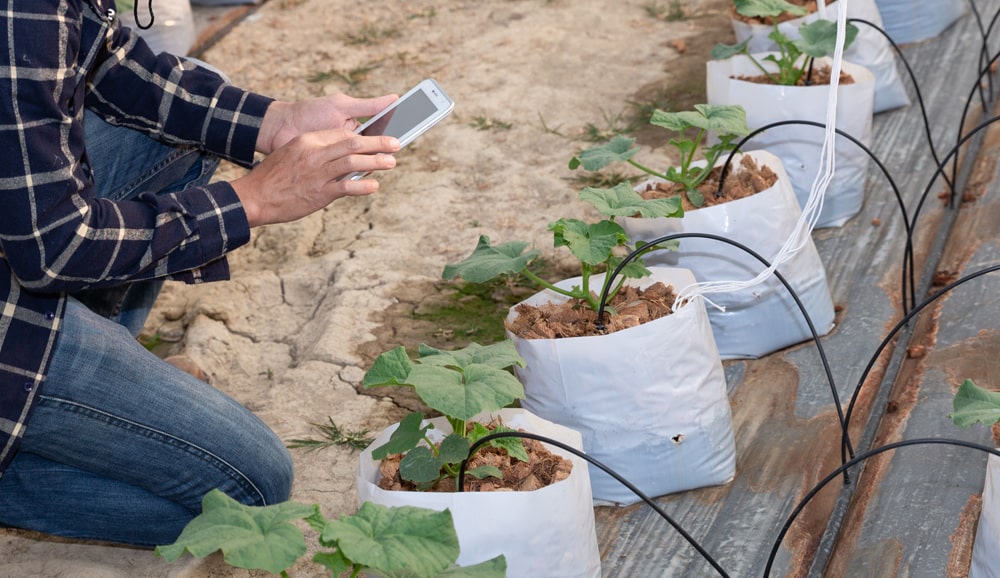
top-left (0, 1), bottom-right (252, 293)
top-left (84, 9), bottom-right (273, 168)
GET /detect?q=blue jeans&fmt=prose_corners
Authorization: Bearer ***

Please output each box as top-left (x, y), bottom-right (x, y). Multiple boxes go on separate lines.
top-left (0, 113), bottom-right (293, 547)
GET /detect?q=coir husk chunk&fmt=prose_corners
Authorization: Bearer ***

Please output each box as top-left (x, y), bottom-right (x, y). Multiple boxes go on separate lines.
top-left (507, 281), bottom-right (677, 339)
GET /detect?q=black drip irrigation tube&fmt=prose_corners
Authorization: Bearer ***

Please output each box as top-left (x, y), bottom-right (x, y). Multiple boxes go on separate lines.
top-left (715, 120), bottom-right (916, 313)
top-left (842, 263), bottom-right (1000, 453)
top-left (970, 0), bottom-right (997, 105)
top-left (908, 114), bottom-right (1000, 268)
top-left (591, 232), bottom-right (854, 465)
top-left (950, 46), bottom-right (1000, 208)
top-left (847, 18), bottom-right (955, 199)
top-left (767, 439), bottom-right (1000, 577)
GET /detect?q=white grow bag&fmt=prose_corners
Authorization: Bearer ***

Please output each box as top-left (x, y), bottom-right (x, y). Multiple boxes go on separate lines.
top-left (357, 408), bottom-right (601, 578)
top-left (971, 453), bottom-right (1000, 578)
top-left (707, 55), bottom-right (876, 228)
top-left (508, 267), bottom-right (735, 505)
top-left (873, 0), bottom-right (966, 45)
top-left (621, 150), bottom-right (835, 360)
top-left (730, 0), bottom-right (909, 113)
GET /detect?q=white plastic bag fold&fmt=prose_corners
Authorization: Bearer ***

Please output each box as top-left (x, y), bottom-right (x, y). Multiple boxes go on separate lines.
top-left (509, 267), bottom-right (736, 505)
top-left (706, 55), bottom-right (875, 228)
top-left (357, 408), bottom-right (602, 578)
top-left (621, 150), bottom-right (835, 359)
top-left (730, 0), bottom-right (909, 113)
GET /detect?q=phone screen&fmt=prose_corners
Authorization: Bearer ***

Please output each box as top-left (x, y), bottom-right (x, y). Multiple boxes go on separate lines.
top-left (359, 90), bottom-right (437, 139)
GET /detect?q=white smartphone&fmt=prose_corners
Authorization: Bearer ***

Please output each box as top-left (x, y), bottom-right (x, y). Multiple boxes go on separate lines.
top-left (339, 78), bottom-right (455, 181)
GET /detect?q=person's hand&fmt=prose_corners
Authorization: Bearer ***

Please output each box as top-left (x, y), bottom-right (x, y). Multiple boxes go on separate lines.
top-left (231, 128), bottom-right (400, 228)
top-left (256, 93), bottom-right (398, 154)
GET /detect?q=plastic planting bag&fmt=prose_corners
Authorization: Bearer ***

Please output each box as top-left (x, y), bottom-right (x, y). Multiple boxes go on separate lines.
top-left (509, 267), bottom-right (736, 505)
top-left (971, 453), bottom-right (1000, 578)
top-left (730, 0), bottom-right (909, 113)
top-left (874, 0), bottom-right (965, 45)
top-left (357, 409), bottom-right (602, 578)
top-left (621, 150), bottom-right (835, 359)
top-left (707, 55), bottom-right (876, 228)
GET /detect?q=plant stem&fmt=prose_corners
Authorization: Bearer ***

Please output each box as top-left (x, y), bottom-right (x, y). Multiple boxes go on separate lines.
top-left (521, 269), bottom-right (579, 300)
top-left (744, 53), bottom-right (781, 85)
top-left (627, 158), bottom-right (669, 182)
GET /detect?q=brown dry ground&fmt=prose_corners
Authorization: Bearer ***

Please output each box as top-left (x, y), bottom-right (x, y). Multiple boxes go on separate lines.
top-left (0, 0), bottom-right (737, 575)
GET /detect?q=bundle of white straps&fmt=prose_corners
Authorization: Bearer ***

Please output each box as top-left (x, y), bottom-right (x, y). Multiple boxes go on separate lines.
top-left (674, 0), bottom-right (849, 311)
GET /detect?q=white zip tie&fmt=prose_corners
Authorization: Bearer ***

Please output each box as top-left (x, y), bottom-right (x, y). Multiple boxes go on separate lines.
top-left (674, 0), bottom-right (849, 311)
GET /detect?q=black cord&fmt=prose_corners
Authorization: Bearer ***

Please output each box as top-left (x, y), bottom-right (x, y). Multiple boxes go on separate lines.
top-left (134, 0), bottom-right (155, 30)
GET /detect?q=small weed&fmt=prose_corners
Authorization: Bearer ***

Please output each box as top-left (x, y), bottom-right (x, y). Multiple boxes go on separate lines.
top-left (343, 23), bottom-right (401, 46)
top-left (470, 115), bottom-right (513, 131)
top-left (571, 169), bottom-right (639, 189)
top-left (285, 417), bottom-right (373, 452)
top-left (646, 1), bottom-right (688, 21)
top-left (413, 279), bottom-right (520, 345)
top-left (537, 112), bottom-right (566, 138)
top-left (307, 63), bottom-right (381, 87)
top-left (408, 7), bottom-right (437, 19)
top-left (580, 108), bottom-right (631, 143)
top-left (138, 332), bottom-right (163, 352)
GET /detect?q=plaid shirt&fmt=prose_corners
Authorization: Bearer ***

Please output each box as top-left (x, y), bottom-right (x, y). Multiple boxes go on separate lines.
top-left (0, 0), bottom-right (273, 475)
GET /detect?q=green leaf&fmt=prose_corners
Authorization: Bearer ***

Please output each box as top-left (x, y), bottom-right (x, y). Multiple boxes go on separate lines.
top-left (364, 346), bottom-right (416, 388)
top-left (407, 363), bottom-right (525, 421)
top-left (651, 105), bottom-right (749, 137)
top-left (436, 556), bottom-right (508, 577)
top-left (438, 433), bottom-right (473, 464)
top-left (796, 19), bottom-right (859, 58)
top-left (686, 188), bottom-right (706, 208)
top-left (372, 412), bottom-right (434, 460)
top-left (465, 465), bottom-right (504, 480)
top-left (469, 422), bottom-right (530, 462)
top-left (580, 182), bottom-right (683, 219)
top-left (950, 379), bottom-right (1000, 428)
top-left (570, 135), bottom-right (638, 171)
top-left (418, 340), bottom-right (525, 372)
top-left (154, 490), bottom-right (316, 574)
top-left (312, 549), bottom-right (353, 576)
top-left (321, 502), bottom-right (461, 578)
top-left (605, 255), bottom-right (652, 280)
top-left (711, 38), bottom-right (751, 60)
top-left (400, 445), bottom-right (448, 484)
top-left (550, 218), bottom-right (629, 268)
top-left (442, 235), bottom-right (540, 283)
top-left (734, 0), bottom-right (808, 18)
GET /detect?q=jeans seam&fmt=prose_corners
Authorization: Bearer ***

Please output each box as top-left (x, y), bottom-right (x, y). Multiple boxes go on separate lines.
top-left (38, 394), bottom-right (269, 505)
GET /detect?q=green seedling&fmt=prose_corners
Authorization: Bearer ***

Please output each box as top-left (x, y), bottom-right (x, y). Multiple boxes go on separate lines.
top-left (570, 104), bottom-right (750, 207)
top-left (949, 379), bottom-right (1000, 428)
top-left (363, 340), bottom-right (529, 490)
top-left (156, 489), bottom-right (506, 577)
top-left (443, 191), bottom-right (681, 314)
top-left (714, 0), bottom-right (859, 86)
